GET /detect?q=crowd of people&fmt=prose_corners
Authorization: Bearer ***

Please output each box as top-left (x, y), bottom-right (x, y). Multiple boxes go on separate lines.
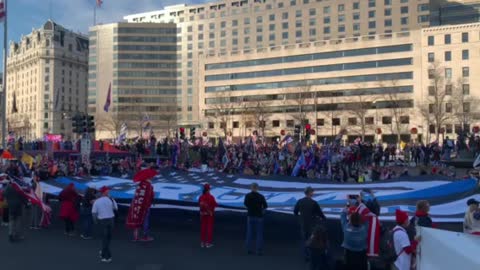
top-left (1, 164), bottom-right (480, 269)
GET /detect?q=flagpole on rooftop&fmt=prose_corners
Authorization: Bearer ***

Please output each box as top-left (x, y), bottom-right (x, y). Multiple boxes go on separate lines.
top-left (1, 0), bottom-right (7, 149)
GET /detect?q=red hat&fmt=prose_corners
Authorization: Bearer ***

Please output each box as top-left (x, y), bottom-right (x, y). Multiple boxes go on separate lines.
top-left (348, 206), bottom-right (357, 215)
top-left (395, 209), bottom-right (409, 224)
top-left (99, 186), bottom-right (110, 194)
top-left (203, 183), bottom-right (211, 191)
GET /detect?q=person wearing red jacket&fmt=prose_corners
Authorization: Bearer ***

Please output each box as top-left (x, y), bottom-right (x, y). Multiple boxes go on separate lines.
top-left (59, 183), bottom-right (80, 236)
top-left (199, 184), bottom-right (217, 248)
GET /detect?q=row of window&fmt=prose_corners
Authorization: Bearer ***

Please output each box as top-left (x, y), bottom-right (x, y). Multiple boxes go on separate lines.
top-left (114, 45), bottom-right (178, 51)
top-left (114, 80), bottom-right (178, 87)
top-left (205, 99), bottom-right (413, 116)
top-left (428, 67), bottom-right (470, 79)
top-left (115, 27), bottom-right (177, 34)
top-left (206, 72), bottom-right (413, 92)
top-left (427, 50), bottom-right (470, 62)
top-left (207, 115), bottom-right (411, 130)
top-left (205, 86), bottom-right (413, 105)
top-left (117, 97), bottom-right (177, 103)
top-left (114, 54), bottom-right (177, 60)
top-left (116, 106), bottom-right (180, 112)
top-left (206, 44), bottom-right (411, 70)
top-left (428, 102), bottom-right (470, 113)
top-left (114, 36), bottom-right (177, 43)
top-left (114, 89), bottom-right (180, 95)
top-left (205, 58), bottom-right (412, 81)
top-left (428, 84), bottom-right (470, 96)
top-left (114, 62), bottom-right (178, 69)
top-left (427, 32), bottom-right (469, 46)
top-left (114, 71), bottom-right (177, 78)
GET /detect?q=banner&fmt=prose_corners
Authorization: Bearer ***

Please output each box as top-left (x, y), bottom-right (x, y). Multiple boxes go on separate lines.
top-left (44, 133), bottom-right (62, 142)
top-left (418, 227), bottom-right (480, 270)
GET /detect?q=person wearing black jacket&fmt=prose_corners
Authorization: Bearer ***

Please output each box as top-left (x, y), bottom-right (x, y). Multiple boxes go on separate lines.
top-left (294, 186), bottom-right (326, 262)
top-left (4, 181), bottom-right (28, 242)
top-left (244, 183), bottom-right (268, 255)
top-left (80, 188), bottom-right (97, 239)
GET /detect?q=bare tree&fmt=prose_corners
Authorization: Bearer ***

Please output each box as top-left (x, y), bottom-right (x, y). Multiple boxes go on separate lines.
top-left (346, 95), bottom-right (373, 141)
top-left (162, 114), bottom-right (177, 138)
top-left (378, 79), bottom-right (410, 143)
top-left (452, 77), bottom-right (479, 134)
top-left (251, 101), bottom-right (271, 137)
top-left (423, 62), bottom-right (451, 141)
top-left (284, 81), bottom-right (314, 139)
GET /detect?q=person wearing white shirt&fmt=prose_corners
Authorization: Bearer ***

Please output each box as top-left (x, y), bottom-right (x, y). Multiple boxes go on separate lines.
top-left (392, 209), bottom-right (421, 270)
top-left (464, 198), bottom-right (480, 234)
top-left (92, 186), bottom-right (117, 263)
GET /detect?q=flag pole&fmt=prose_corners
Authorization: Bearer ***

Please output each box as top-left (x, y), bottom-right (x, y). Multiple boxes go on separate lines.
top-left (2, 0), bottom-right (8, 149)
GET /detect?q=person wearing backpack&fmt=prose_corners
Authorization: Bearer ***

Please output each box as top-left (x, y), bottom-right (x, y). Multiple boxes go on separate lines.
top-left (392, 209), bottom-right (421, 270)
top-left (407, 200), bottom-right (434, 240)
top-left (340, 207), bottom-right (368, 270)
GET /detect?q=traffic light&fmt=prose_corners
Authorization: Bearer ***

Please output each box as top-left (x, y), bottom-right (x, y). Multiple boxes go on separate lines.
top-left (72, 114), bottom-right (86, 134)
top-left (305, 124), bottom-right (311, 141)
top-left (179, 127), bottom-right (185, 140)
top-left (86, 115), bottom-right (95, 133)
top-left (190, 127), bottom-right (196, 141)
top-left (294, 125), bottom-right (301, 140)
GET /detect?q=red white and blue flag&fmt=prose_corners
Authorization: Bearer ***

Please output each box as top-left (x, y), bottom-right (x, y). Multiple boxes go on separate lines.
top-left (0, 0), bottom-right (6, 21)
top-left (103, 82), bottom-right (111, 112)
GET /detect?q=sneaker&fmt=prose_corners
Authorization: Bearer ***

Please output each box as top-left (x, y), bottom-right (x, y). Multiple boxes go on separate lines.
top-left (101, 258), bottom-right (112, 263)
top-left (205, 243), bottom-right (214, 248)
top-left (140, 236), bottom-right (154, 242)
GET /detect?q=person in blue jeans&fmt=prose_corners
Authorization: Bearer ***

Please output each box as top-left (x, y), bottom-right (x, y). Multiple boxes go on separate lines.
top-left (244, 183), bottom-right (268, 255)
top-left (80, 188), bottom-right (97, 240)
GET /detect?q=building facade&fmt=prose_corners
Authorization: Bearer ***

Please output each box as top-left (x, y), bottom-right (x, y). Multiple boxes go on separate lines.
top-left (199, 23), bottom-right (480, 143)
top-left (6, 20), bottom-right (89, 140)
top-left (125, 0), bottom-right (432, 127)
top-left (88, 23), bottom-right (177, 139)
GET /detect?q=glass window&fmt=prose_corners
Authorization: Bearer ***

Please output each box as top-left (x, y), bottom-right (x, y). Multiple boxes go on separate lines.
top-left (257, 35), bottom-right (263, 42)
top-left (338, 4), bottom-right (344, 12)
top-left (401, 0), bottom-right (408, 3)
top-left (353, 2), bottom-right (359, 9)
top-left (369, 21), bottom-right (376, 29)
top-left (282, 22), bottom-right (289, 29)
top-left (385, 0), bottom-right (391, 5)
top-left (382, 116), bottom-right (392, 124)
top-left (309, 8), bottom-right (316, 16)
top-left (309, 28), bottom-right (316, 36)
top-left (232, 20), bottom-right (238, 26)
top-left (317, 119), bottom-right (325, 126)
top-left (446, 103), bottom-right (453, 113)
top-left (269, 24), bottom-right (275, 31)
top-left (338, 25), bottom-right (345, 32)
top-left (464, 103), bottom-right (470, 113)
top-left (418, 15), bottom-right (429, 23)
top-left (463, 84), bottom-right (470, 95)
top-left (348, 118), bottom-right (357, 125)
top-left (445, 68), bottom-right (452, 79)
top-left (353, 13), bottom-right (360, 20)
top-left (462, 32), bottom-right (469, 43)
top-left (257, 16), bottom-right (263, 23)
top-left (418, 4), bottom-right (429, 12)
top-left (444, 34), bottom-right (451, 44)
top-left (324, 17), bottom-right (330, 24)
top-left (244, 18), bottom-right (250, 25)
top-left (444, 51), bottom-right (451, 61)
top-left (296, 21), bottom-right (302, 27)
top-left (401, 17), bottom-right (408, 25)
top-left (369, 11), bottom-right (375, 18)
top-left (290, 0), bottom-right (296, 6)
top-left (401, 7), bottom-right (408, 14)
top-left (244, 37), bottom-right (250, 44)
top-left (463, 67), bottom-right (469, 77)
top-left (209, 23), bottom-right (215, 30)
top-left (338, 15), bottom-right (345, 22)
top-left (462, 49), bottom-right (469, 60)
top-left (295, 31), bottom-right (302, 38)
top-left (385, 9), bottom-right (391, 16)
top-left (232, 38), bottom-right (238, 45)
top-left (221, 21), bottom-right (226, 28)
top-left (445, 85), bottom-right (452, 95)
top-left (309, 18), bottom-right (316, 26)
top-left (269, 34), bottom-right (275, 41)
top-left (324, 27), bottom-right (330, 34)
top-left (385, 19), bottom-right (392, 27)
top-left (323, 6), bottom-right (330, 14)
top-left (400, 116), bottom-right (409, 124)
top-left (428, 52), bottom-right (434, 62)
top-left (332, 118), bottom-right (341, 126)
top-left (428, 36), bottom-right (434, 46)
top-left (282, 32), bottom-right (289, 39)
top-left (368, 0), bottom-right (375, 8)
top-left (353, 23), bottom-right (360, 31)
top-left (287, 120), bottom-right (294, 127)
top-left (269, 14), bottom-right (275, 21)
top-left (282, 12), bottom-right (288, 20)
top-left (365, 117), bottom-right (374, 125)
top-left (296, 10), bottom-right (302, 17)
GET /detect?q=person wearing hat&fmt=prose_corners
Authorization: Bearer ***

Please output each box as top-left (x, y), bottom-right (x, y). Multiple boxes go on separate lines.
top-left (126, 169), bottom-right (155, 242)
top-left (199, 183), bottom-right (217, 248)
top-left (92, 186), bottom-right (118, 263)
top-left (293, 186), bottom-right (326, 262)
top-left (464, 198), bottom-right (480, 235)
top-left (392, 209), bottom-right (421, 270)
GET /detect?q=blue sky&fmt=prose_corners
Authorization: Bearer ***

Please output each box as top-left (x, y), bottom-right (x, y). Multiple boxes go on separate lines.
top-left (0, 0), bottom-right (207, 68)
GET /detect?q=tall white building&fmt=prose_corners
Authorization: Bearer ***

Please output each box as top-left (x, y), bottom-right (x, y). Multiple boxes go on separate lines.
top-left (6, 20), bottom-right (89, 140)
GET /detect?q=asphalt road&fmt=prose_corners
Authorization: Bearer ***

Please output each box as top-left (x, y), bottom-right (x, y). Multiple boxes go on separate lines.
top-left (0, 205), bottom-right (463, 270)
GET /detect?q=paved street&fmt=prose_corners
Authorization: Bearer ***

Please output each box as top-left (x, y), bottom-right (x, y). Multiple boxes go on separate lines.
top-left (0, 208), bottom-right (314, 270)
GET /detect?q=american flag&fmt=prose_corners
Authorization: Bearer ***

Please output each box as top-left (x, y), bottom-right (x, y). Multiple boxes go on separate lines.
top-left (96, 0), bottom-right (103, 7)
top-left (10, 177), bottom-right (51, 214)
top-left (103, 82), bottom-right (111, 112)
top-left (0, 0), bottom-right (6, 21)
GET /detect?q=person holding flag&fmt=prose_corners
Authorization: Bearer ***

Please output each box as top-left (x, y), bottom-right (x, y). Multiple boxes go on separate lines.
top-left (126, 168), bottom-right (156, 242)
top-left (3, 178), bottom-right (28, 242)
top-left (354, 189), bottom-right (381, 258)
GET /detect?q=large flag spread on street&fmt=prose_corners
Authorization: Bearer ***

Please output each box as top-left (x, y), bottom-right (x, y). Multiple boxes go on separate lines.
top-left (0, 0), bottom-right (6, 21)
top-left (40, 170), bottom-right (480, 223)
top-left (103, 82), bottom-right (111, 112)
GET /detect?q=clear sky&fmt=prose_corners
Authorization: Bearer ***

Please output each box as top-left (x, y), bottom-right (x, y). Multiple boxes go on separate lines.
top-left (0, 0), bottom-right (206, 69)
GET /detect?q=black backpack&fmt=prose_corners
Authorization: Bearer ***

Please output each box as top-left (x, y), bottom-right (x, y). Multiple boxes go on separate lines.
top-left (370, 226), bottom-right (404, 269)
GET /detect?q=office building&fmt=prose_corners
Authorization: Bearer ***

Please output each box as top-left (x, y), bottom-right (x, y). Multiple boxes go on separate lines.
top-left (200, 23), bottom-right (480, 142)
top-left (125, 0), bottom-right (432, 127)
top-left (6, 20), bottom-right (89, 140)
top-left (88, 23), bottom-right (177, 139)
